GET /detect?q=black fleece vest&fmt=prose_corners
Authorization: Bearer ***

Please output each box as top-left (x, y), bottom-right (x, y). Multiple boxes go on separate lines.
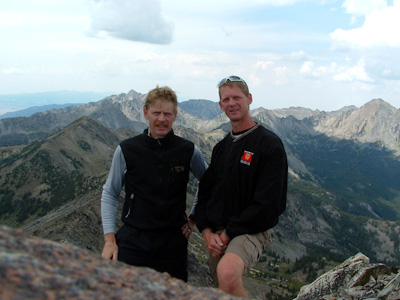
top-left (120, 129), bottom-right (194, 231)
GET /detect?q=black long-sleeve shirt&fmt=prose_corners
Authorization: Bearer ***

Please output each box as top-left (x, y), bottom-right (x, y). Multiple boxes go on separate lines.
top-left (195, 123), bottom-right (288, 240)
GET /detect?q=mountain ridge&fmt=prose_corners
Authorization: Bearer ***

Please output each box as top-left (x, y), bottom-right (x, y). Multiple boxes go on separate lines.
top-left (0, 116), bottom-right (130, 226)
top-left (1, 102), bottom-right (399, 258)
top-left (313, 98), bottom-right (400, 155)
top-left (1, 90), bottom-right (399, 158)
top-left (1, 90), bottom-right (400, 299)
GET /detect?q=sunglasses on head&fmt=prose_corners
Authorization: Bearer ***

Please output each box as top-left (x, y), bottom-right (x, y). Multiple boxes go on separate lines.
top-left (217, 75), bottom-right (247, 88)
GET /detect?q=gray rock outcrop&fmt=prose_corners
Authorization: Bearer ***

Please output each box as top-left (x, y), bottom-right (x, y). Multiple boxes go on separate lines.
top-left (294, 252), bottom-right (400, 300)
top-left (0, 226), bottom-right (237, 300)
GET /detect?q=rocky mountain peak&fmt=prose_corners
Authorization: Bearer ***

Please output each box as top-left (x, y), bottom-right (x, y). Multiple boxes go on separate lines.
top-left (357, 98), bottom-right (397, 117)
top-left (126, 89), bottom-right (145, 99)
top-left (313, 98), bottom-right (400, 155)
top-left (362, 98), bottom-right (397, 110)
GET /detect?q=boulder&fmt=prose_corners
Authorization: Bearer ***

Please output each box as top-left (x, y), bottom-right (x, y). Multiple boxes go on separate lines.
top-left (0, 226), bottom-right (238, 300)
top-left (294, 252), bottom-right (400, 300)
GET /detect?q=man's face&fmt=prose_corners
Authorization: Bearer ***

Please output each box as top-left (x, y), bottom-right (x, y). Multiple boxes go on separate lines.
top-left (144, 99), bottom-right (177, 138)
top-left (219, 85), bottom-right (252, 122)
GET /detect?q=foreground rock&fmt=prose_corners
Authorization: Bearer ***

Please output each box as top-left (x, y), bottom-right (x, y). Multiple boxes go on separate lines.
top-left (295, 252), bottom-right (400, 300)
top-left (0, 226), bottom-right (237, 300)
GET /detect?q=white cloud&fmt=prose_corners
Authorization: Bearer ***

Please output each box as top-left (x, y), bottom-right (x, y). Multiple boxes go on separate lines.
top-left (342, 0), bottom-right (388, 15)
top-left (89, 0), bottom-right (174, 44)
top-left (274, 66), bottom-right (289, 85)
top-left (334, 72), bottom-right (353, 82)
top-left (332, 0), bottom-right (400, 47)
top-left (1, 0), bottom-right (400, 111)
top-left (287, 50), bottom-right (308, 61)
top-left (333, 58), bottom-right (374, 83)
top-left (300, 61), bottom-right (314, 74)
top-left (300, 61), bottom-right (327, 78)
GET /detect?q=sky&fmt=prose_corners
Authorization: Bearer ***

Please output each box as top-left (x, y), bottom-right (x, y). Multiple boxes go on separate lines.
top-left (1, 0), bottom-right (400, 114)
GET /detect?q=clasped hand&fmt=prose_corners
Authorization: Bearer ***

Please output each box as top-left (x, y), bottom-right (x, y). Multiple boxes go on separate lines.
top-left (182, 219), bottom-right (196, 238)
top-left (203, 230), bottom-right (229, 258)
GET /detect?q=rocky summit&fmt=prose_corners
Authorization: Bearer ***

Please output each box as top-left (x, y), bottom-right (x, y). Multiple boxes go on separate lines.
top-left (0, 226), bottom-right (237, 300)
top-left (295, 253), bottom-right (400, 300)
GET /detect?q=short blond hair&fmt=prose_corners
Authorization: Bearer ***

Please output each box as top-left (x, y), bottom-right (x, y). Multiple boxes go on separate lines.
top-left (217, 76), bottom-right (249, 99)
top-left (145, 85), bottom-right (178, 113)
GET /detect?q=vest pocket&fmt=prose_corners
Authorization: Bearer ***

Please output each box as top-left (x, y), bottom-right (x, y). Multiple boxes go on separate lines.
top-left (169, 163), bottom-right (189, 184)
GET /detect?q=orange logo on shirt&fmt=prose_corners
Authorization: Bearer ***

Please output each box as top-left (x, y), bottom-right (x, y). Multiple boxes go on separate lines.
top-left (240, 150), bottom-right (254, 166)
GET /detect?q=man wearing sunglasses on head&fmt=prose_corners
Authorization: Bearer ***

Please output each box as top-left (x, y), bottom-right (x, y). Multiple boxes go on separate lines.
top-left (195, 75), bottom-right (288, 298)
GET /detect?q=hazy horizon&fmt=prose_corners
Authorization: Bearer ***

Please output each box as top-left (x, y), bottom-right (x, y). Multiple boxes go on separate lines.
top-left (1, 0), bottom-right (400, 113)
top-left (0, 89), bottom-right (396, 118)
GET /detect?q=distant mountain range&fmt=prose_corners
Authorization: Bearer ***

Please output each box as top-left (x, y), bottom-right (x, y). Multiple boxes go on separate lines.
top-left (0, 91), bottom-right (115, 118)
top-left (0, 92), bottom-right (221, 120)
top-left (0, 103), bottom-right (82, 120)
top-left (1, 89), bottom-right (400, 299)
top-left (179, 99), bottom-right (222, 120)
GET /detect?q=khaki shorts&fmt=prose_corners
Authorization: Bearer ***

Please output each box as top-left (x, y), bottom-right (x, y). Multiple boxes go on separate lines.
top-left (208, 230), bottom-right (270, 287)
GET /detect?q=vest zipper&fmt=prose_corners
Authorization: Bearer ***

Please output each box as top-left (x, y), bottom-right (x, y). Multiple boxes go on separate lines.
top-left (125, 207), bottom-right (131, 218)
top-left (125, 193), bottom-right (134, 218)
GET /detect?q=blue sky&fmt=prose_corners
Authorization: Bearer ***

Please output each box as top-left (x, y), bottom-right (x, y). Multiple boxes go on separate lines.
top-left (0, 0), bottom-right (399, 114)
